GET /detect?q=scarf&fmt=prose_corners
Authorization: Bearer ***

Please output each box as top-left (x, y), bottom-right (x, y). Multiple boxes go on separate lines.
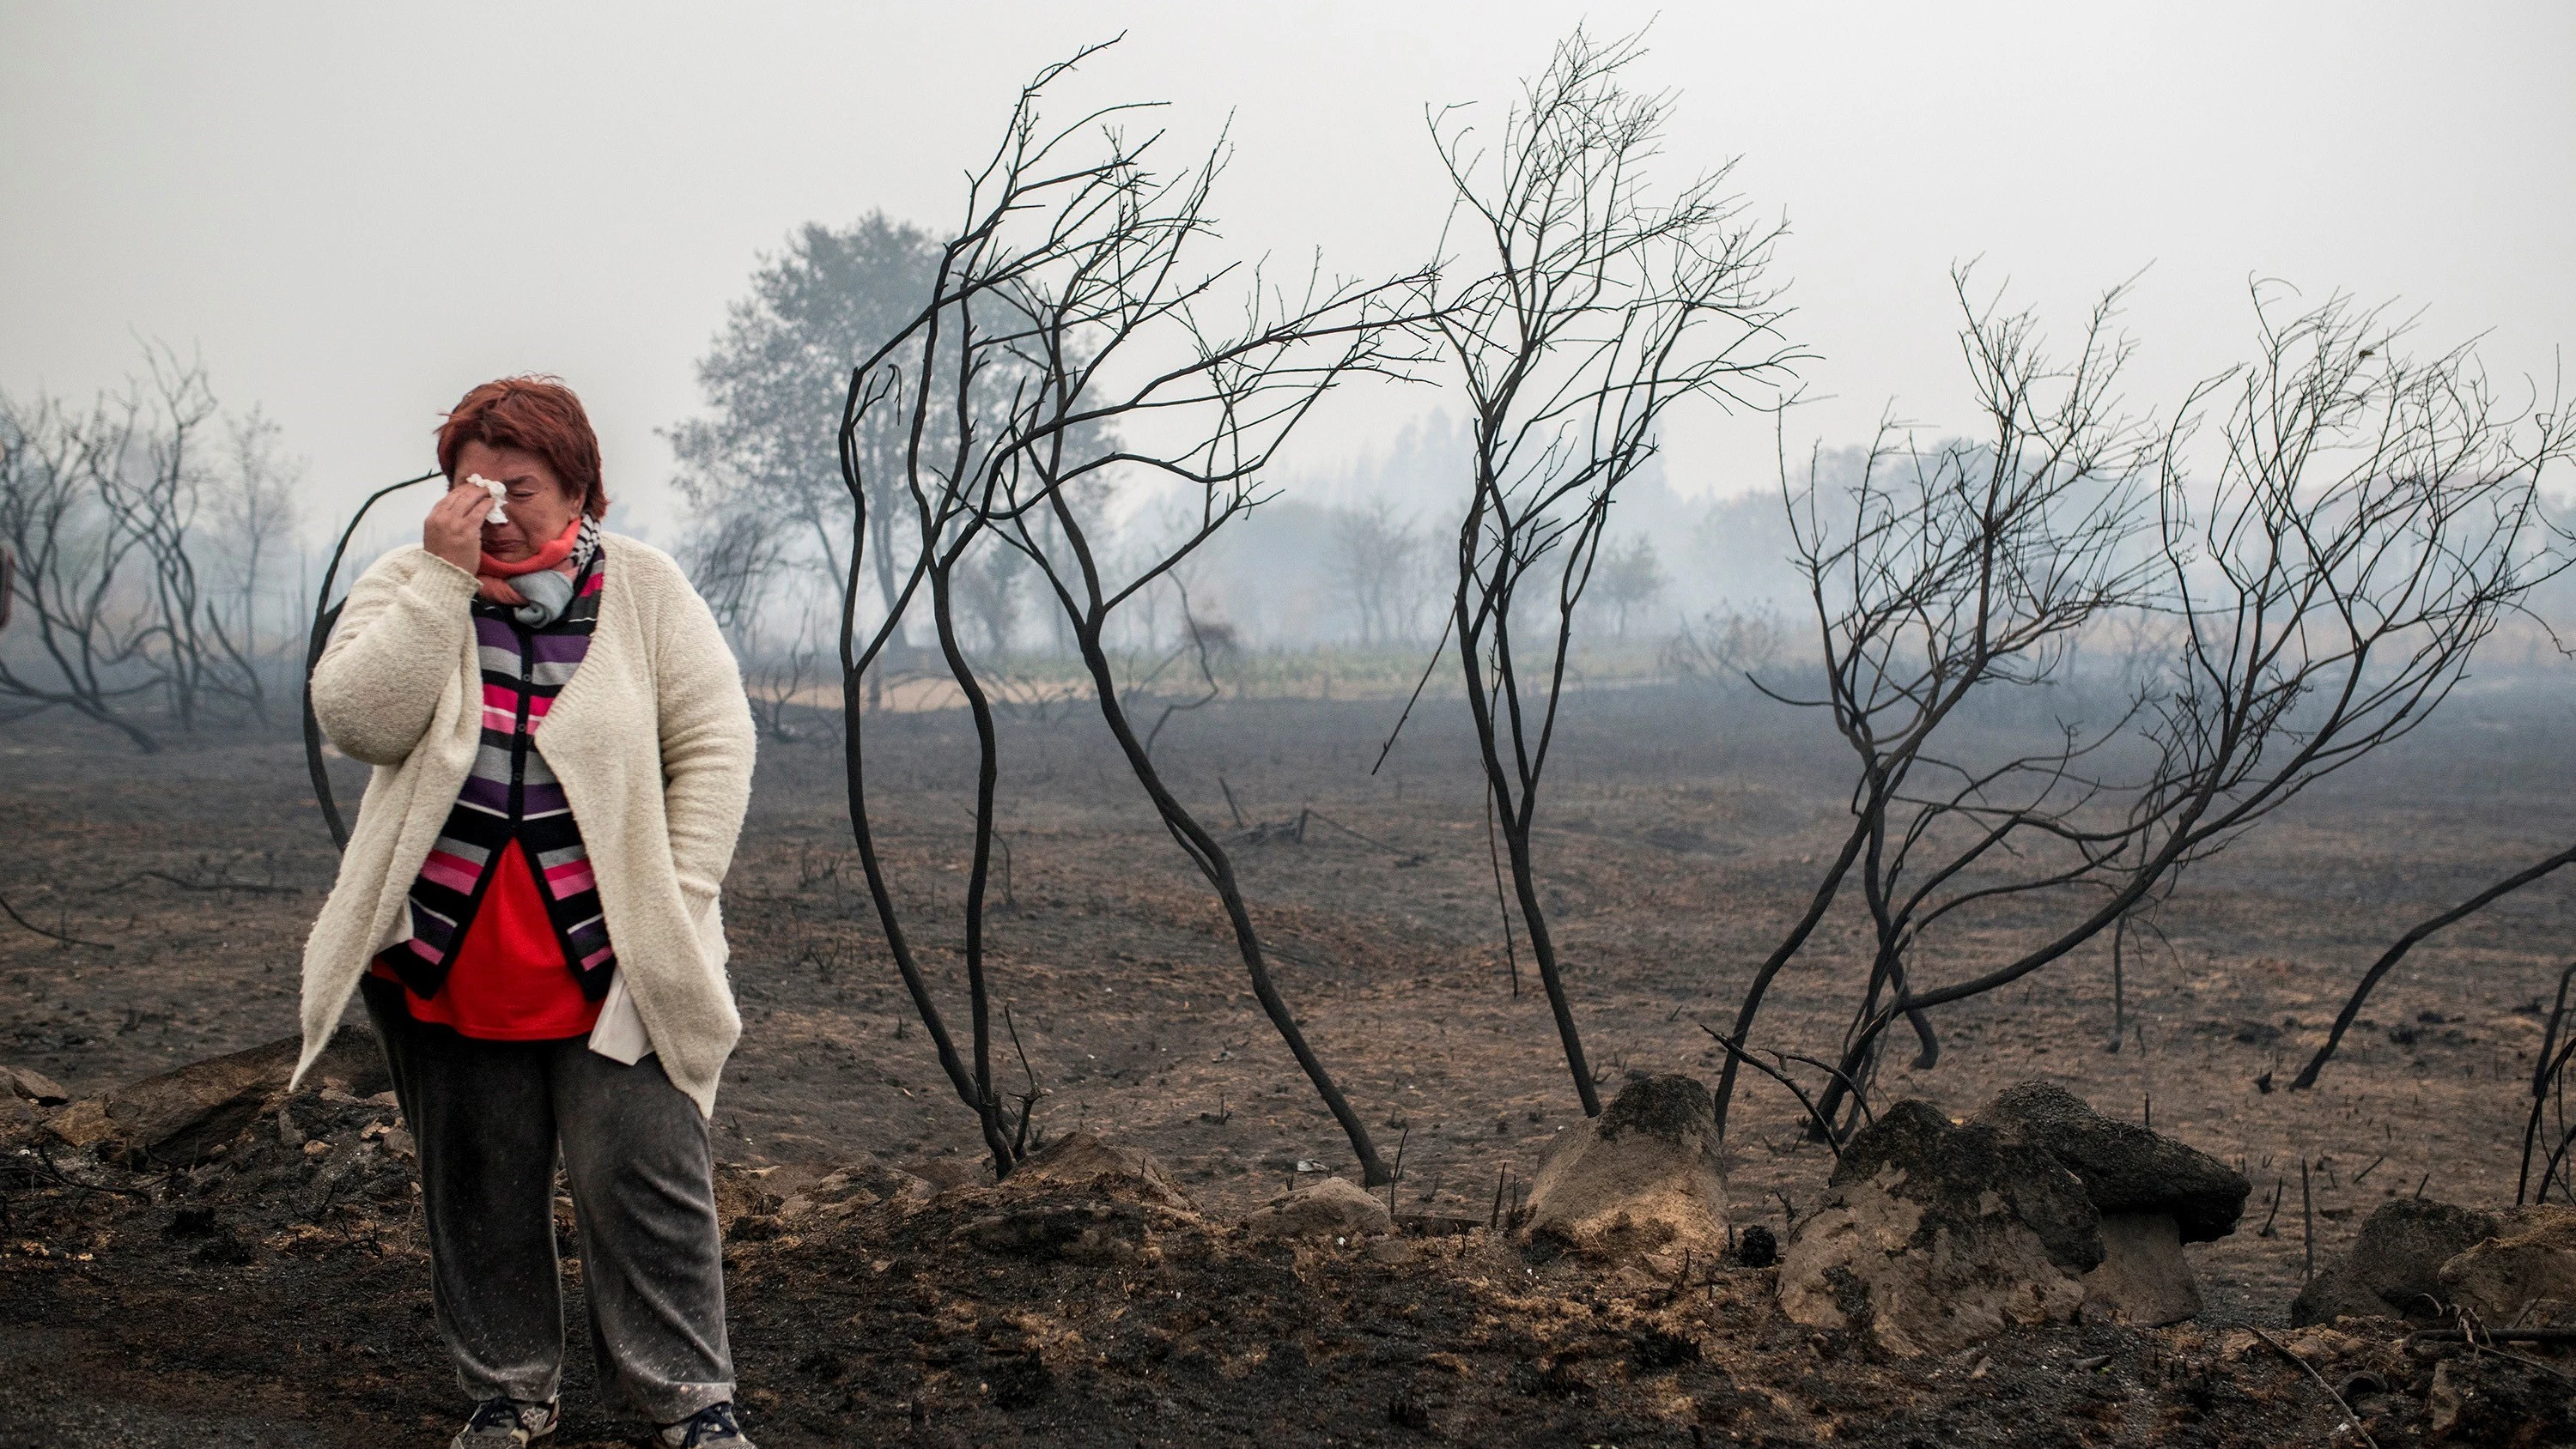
top-left (477, 515), bottom-right (601, 627)
top-left (388, 543), bottom-right (615, 1002)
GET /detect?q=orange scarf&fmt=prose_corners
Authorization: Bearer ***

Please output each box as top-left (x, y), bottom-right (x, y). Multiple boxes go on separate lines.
top-left (475, 516), bottom-right (582, 608)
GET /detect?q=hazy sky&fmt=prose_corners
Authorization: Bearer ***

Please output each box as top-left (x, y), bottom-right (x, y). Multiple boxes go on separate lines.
top-left (6, 1), bottom-right (2570, 541)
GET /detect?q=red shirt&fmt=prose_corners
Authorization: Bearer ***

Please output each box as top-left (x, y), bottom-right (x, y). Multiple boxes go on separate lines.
top-left (374, 838), bottom-right (603, 1040)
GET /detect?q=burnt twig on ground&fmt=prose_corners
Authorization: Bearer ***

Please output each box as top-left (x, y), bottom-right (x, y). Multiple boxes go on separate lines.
top-left (0, 889), bottom-right (114, 949)
top-left (94, 868), bottom-right (301, 896)
top-left (2249, 1326), bottom-right (2379, 1449)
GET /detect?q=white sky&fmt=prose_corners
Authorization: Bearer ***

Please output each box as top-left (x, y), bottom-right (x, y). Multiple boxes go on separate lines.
top-left (5, 1), bottom-right (2570, 542)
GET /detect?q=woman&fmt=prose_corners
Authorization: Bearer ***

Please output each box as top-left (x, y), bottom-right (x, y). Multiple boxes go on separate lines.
top-left (294, 376), bottom-right (759, 1449)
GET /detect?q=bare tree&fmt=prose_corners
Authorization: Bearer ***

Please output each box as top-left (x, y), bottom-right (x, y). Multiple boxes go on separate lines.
top-left (1427, 28), bottom-right (1797, 1115)
top-left (0, 389), bottom-right (164, 748)
top-left (745, 598), bottom-right (834, 746)
top-left (834, 43), bottom-right (1429, 1182)
top-left (1591, 533), bottom-right (1667, 640)
top-left (1663, 599), bottom-right (1786, 688)
top-left (677, 488), bottom-right (845, 747)
top-left (1109, 567), bottom-right (1237, 756)
top-left (0, 352), bottom-right (265, 748)
top-left (1716, 278), bottom-right (2572, 1139)
top-left (2513, 963), bottom-right (2576, 1203)
top-left (954, 532), bottom-right (1028, 659)
top-left (1330, 497), bottom-right (1424, 646)
top-left (980, 102), bottom-right (1431, 1182)
top-left (106, 353), bottom-right (252, 731)
top-left (207, 407), bottom-right (304, 710)
top-left (1717, 274), bottom-right (2165, 1138)
top-left (679, 506), bottom-right (794, 658)
top-left (301, 470), bottom-right (442, 849)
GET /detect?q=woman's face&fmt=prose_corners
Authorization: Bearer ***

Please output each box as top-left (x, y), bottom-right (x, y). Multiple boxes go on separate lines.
top-left (453, 440), bottom-right (581, 563)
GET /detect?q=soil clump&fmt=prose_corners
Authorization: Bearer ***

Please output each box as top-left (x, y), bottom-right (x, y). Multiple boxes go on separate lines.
top-left (1241, 1175), bottom-right (1392, 1242)
top-left (2293, 1198), bottom-right (2504, 1325)
top-left (1518, 1073), bottom-right (1728, 1260)
top-left (1780, 1082), bottom-right (2253, 1352)
top-left (2437, 1203), bottom-right (2576, 1328)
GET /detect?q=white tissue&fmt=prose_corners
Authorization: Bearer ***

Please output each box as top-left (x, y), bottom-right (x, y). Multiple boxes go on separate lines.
top-left (466, 472), bottom-right (507, 525)
top-left (586, 969), bottom-right (653, 1064)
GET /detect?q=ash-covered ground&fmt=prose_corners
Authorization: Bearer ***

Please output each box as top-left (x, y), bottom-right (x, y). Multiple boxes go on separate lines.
top-left (5, 676), bottom-right (2571, 1443)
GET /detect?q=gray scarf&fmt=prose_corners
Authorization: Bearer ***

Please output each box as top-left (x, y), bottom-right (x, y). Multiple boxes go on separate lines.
top-left (510, 516), bottom-right (602, 627)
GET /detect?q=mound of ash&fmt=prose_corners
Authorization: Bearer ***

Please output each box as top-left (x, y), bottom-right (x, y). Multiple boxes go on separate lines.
top-left (1975, 1079), bottom-right (2251, 1327)
top-left (1517, 1073), bottom-right (1728, 1263)
top-left (2299, 1195), bottom-right (2576, 1340)
top-left (1242, 1174), bottom-right (1392, 1243)
top-left (1779, 1082), bottom-right (2251, 1355)
top-left (2293, 1198), bottom-right (2505, 1325)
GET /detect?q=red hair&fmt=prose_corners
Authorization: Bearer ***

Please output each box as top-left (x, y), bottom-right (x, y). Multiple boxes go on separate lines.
top-left (435, 376), bottom-right (608, 520)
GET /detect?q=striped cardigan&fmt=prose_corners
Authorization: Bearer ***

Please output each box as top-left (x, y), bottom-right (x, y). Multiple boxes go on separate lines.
top-left (386, 556), bottom-right (616, 1001)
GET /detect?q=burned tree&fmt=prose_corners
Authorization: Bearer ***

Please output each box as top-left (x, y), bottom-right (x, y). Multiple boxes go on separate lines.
top-left (1427, 29), bottom-right (1795, 1115)
top-left (1715, 273), bottom-right (2165, 1137)
top-left (1717, 279), bottom-right (2572, 1140)
top-left (204, 408), bottom-right (304, 720)
top-left (1664, 600), bottom-right (1787, 690)
top-left (301, 469), bottom-right (442, 849)
top-left (1591, 535), bottom-right (1666, 641)
top-left (1, 353), bottom-right (270, 750)
top-left (677, 506), bottom-right (835, 745)
top-left (0, 390), bottom-right (162, 748)
top-left (977, 120), bottom-right (1432, 1186)
top-left (826, 70), bottom-right (1074, 1178)
top-left (2514, 963), bottom-right (2576, 1204)
top-left (835, 44), bottom-right (1428, 1182)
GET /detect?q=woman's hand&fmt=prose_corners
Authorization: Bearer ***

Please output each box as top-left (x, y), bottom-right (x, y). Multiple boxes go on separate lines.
top-left (422, 480), bottom-right (489, 576)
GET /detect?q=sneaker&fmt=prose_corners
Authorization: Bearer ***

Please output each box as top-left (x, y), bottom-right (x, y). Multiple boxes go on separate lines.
top-left (658, 1401), bottom-right (755, 1447)
top-left (452, 1397), bottom-right (558, 1448)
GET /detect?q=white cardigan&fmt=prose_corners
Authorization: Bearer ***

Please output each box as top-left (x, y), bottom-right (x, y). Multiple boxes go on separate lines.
top-left (292, 535), bottom-right (756, 1116)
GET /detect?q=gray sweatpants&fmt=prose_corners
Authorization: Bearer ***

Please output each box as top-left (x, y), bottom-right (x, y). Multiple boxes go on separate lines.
top-left (362, 976), bottom-right (733, 1422)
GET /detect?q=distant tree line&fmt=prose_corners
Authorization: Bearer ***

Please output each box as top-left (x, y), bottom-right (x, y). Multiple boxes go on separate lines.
top-left (662, 215), bottom-right (1722, 695)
